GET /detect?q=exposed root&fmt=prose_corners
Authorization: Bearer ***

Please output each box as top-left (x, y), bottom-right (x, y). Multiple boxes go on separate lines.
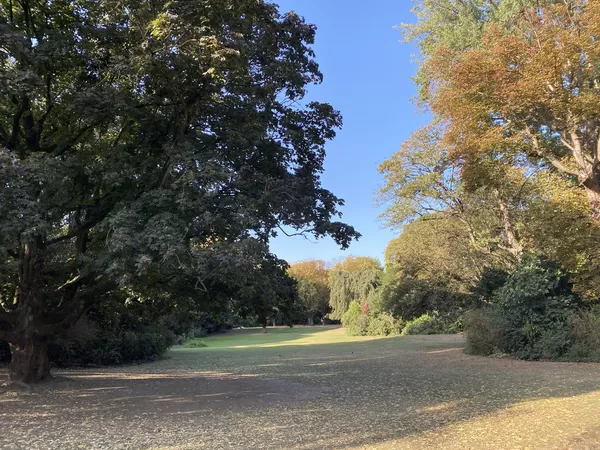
top-left (1, 379), bottom-right (33, 392)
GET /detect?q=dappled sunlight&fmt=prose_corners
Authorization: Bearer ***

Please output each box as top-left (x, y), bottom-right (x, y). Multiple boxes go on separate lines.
top-left (309, 356), bottom-right (389, 365)
top-left (419, 400), bottom-right (462, 413)
top-left (66, 370), bottom-right (254, 381)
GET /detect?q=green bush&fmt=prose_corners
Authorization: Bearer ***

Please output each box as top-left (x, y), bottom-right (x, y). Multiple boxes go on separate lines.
top-left (401, 313), bottom-right (445, 335)
top-left (465, 256), bottom-right (589, 361)
top-left (464, 309), bottom-right (504, 356)
top-left (184, 338), bottom-right (208, 348)
top-left (471, 267), bottom-right (509, 303)
top-left (566, 306), bottom-right (600, 361)
top-left (341, 301), bottom-right (369, 336)
top-left (48, 319), bottom-right (176, 367)
top-left (192, 327), bottom-right (208, 338)
top-left (367, 313), bottom-right (404, 336)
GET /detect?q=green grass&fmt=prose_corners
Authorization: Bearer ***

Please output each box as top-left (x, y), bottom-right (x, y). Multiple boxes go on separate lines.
top-left (172, 325), bottom-right (385, 350)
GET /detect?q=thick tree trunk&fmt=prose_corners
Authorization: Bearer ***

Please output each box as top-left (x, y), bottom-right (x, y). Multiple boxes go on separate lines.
top-left (8, 237), bottom-right (52, 384)
top-left (9, 338), bottom-right (50, 384)
top-left (307, 316), bottom-right (314, 326)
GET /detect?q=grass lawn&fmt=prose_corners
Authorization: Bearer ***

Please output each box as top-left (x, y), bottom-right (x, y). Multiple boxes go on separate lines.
top-left (2, 326), bottom-right (600, 449)
top-left (183, 325), bottom-right (383, 348)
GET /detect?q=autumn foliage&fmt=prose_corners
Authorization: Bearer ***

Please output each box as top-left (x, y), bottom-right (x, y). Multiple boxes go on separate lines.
top-left (426, 1), bottom-right (600, 218)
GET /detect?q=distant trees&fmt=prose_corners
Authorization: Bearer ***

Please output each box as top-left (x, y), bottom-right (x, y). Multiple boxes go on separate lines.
top-left (328, 257), bottom-right (382, 320)
top-left (288, 260), bottom-right (330, 325)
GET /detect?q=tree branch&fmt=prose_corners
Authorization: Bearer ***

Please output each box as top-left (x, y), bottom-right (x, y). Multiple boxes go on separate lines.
top-left (46, 214), bottom-right (106, 246)
top-left (527, 129), bottom-right (580, 176)
top-left (277, 224), bottom-right (316, 238)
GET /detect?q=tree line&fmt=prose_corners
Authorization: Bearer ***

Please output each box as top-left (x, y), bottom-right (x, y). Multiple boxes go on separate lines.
top-left (368, 0), bottom-right (600, 359)
top-left (293, 0), bottom-right (600, 361)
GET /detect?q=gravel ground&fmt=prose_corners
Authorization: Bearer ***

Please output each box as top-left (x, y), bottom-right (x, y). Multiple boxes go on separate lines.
top-left (2, 328), bottom-right (600, 449)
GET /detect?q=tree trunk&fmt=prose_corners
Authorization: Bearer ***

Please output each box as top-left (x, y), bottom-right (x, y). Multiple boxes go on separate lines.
top-left (582, 176), bottom-right (600, 222)
top-left (9, 338), bottom-right (50, 384)
top-left (494, 190), bottom-right (523, 257)
top-left (307, 316), bottom-right (314, 326)
top-left (9, 237), bottom-right (52, 384)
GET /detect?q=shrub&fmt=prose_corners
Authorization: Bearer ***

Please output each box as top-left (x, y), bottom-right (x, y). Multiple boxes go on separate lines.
top-left (342, 301), bottom-right (369, 336)
top-left (192, 327), bottom-right (208, 338)
top-left (184, 339), bottom-right (208, 348)
top-left (367, 313), bottom-right (404, 336)
top-left (567, 306), bottom-right (600, 361)
top-left (466, 256), bottom-right (588, 361)
top-left (492, 256), bottom-right (579, 359)
top-left (464, 309), bottom-right (504, 355)
top-left (48, 319), bottom-right (176, 367)
top-left (401, 313), bottom-right (445, 335)
top-left (471, 267), bottom-right (509, 303)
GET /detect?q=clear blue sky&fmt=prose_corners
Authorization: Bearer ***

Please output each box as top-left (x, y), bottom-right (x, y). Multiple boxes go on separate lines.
top-left (270, 0), bottom-right (429, 264)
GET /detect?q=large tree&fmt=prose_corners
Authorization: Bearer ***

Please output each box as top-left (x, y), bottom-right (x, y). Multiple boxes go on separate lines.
top-left (423, 1), bottom-right (600, 220)
top-left (0, 0), bottom-right (358, 383)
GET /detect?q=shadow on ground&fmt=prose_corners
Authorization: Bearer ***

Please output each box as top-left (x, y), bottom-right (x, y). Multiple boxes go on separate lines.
top-left (2, 333), bottom-right (600, 449)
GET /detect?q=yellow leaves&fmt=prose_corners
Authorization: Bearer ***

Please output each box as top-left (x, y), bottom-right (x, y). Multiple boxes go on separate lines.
top-left (288, 259), bottom-right (329, 285)
top-left (329, 256), bottom-right (382, 273)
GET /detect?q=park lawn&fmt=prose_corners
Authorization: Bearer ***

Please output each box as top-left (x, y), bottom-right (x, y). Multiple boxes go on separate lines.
top-left (177, 325), bottom-right (384, 349)
top-left (2, 326), bottom-right (600, 449)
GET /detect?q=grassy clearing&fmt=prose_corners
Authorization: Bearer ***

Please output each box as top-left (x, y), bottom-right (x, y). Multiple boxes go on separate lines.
top-left (2, 326), bottom-right (600, 449)
top-left (176, 325), bottom-right (384, 349)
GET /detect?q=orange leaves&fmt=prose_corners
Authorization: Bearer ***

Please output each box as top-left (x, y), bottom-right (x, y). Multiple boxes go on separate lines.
top-left (425, 1), bottom-right (600, 169)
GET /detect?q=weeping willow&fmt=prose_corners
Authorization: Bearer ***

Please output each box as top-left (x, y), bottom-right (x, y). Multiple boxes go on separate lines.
top-left (329, 269), bottom-right (382, 320)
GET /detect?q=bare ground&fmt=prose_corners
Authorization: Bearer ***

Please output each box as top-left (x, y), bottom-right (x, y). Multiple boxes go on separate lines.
top-left (2, 330), bottom-right (600, 449)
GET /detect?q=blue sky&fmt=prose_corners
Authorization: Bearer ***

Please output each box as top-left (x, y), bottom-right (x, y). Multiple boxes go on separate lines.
top-left (270, 0), bottom-right (429, 264)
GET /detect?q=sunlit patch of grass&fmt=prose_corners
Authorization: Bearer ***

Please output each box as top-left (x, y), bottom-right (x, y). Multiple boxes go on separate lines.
top-left (354, 391), bottom-right (600, 449)
top-left (173, 326), bottom-right (390, 351)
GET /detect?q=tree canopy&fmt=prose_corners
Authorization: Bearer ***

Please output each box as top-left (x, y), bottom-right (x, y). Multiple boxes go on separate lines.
top-left (0, 0), bottom-right (358, 383)
top-left (415, 1), bottom-right (600, 220)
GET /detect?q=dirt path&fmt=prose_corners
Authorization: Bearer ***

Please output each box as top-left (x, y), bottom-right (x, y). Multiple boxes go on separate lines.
top-left (2, 332), bottom-right (600, 449)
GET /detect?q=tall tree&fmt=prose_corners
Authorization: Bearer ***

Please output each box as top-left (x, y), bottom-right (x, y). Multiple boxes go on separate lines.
top-left (378, 123), bottom-right (527, 262)
top-left (0, 0), bottom-right (358, 383)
